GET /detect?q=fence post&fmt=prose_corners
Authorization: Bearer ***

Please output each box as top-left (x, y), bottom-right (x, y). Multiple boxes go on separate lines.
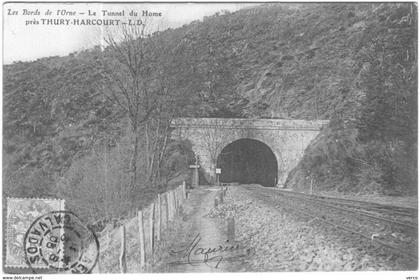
top-left (138, 211), bottom-right (146, 271)
top-left (182, 182), bottom-right (187, 199)
top-left (165, 192), bottom-right (170, 225)
top-left (177, 186), bottom-right (181, 204)
top-left (170, 190), bottom-right (176, 221)
top-left (174, 189), bottom-right (179, 216)
top-left (179, 186), bottom-right (183, 208)
top-left (227, 215), bottom-right (235, 242)
top-left (166, 192), bottom-right (172, 222)
top-left (175, 188), bottom-right (179, 215)
top-left (149, 203), bottom-right (155, 254)
top-left (167, 193), bottom-right (170, 226)
top-left (179, 186), bottom-right (184, 211)
top-left (157, 194), bottom-right (161, 241)
top-left (181, 185), bottom-right (184, 199)
top-left (179, 186), bottom-right (183, 211)
top-left (119, 225), bottom-right (127, 273)
top-left (170, 191), bottom-right (175, 220)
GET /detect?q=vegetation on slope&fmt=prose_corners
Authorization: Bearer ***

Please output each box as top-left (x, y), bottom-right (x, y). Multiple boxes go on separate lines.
top-left (284, 3), bottom-right (417, 195)
top-left (3, 3), bottom-right (417, 224)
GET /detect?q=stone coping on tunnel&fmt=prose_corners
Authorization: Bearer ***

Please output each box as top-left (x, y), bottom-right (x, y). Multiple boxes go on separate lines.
top-left (171, 118), bottom-right (329, 131)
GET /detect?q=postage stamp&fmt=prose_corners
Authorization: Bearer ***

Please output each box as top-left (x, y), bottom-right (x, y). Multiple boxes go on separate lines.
top-left (5, 198), bottom-right (65, 268)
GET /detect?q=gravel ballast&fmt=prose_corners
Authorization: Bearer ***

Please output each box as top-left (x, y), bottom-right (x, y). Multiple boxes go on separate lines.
top-left (218, 185), bottom-right (414, 271)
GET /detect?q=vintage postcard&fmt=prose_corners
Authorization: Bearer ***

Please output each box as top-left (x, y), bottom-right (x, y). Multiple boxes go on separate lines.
top-left (2, 1), bottom-right (418, 278)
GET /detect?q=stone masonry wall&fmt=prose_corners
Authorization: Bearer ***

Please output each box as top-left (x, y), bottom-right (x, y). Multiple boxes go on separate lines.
top-left (171, 118), bottom-right (329, 187)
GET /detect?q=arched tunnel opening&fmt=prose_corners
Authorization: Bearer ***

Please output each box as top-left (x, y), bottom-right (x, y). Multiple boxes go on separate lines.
top-left (216, 138), bottom-right (278, 187)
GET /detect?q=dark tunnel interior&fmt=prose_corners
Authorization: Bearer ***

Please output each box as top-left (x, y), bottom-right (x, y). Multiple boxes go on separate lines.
top-left (216, 138), bottom-right (278, 187)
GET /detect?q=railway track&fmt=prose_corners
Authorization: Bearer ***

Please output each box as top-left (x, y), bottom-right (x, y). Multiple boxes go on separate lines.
top-left (239, 185), bottom-right (418, 266)
top-left (277, 190), bottom-right (418, 229)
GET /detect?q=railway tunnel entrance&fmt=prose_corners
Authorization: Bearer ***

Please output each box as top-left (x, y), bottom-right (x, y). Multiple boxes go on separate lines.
top-left (216, 138), bottom-right (278, 187)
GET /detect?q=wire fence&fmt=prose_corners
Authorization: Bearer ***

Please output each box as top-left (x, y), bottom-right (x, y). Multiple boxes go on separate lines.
top-left (93, 181), bottom-right (188, 273)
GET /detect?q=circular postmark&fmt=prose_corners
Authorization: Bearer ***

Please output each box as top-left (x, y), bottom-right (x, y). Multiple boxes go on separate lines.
top-left (23, 210), bottom-right (99, 273)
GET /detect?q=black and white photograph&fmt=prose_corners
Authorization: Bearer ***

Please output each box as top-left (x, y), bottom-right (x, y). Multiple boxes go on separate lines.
top-left (2, 1), bottom-right (418, 277)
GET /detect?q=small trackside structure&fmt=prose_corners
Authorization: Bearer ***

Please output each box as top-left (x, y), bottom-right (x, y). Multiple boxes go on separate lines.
top-left (170, 118), bottom-right (329, 187)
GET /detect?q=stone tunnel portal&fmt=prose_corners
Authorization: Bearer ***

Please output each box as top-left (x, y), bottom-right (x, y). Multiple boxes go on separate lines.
top-left (216, 138), bottom-right (278, 187)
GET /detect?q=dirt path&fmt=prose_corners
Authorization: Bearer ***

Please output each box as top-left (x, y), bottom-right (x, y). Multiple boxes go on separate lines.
top-left (167, 185), bottom-right (244, 272)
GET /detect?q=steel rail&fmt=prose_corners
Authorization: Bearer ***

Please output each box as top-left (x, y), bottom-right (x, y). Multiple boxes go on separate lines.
top-left (316, 197), bottom-right (417, 218)
top-left (251, 185), bottom-right (417, 215)
top-left (294, 191), bottom-right (418, 214)
top-left (284, 201), bottom-right (418, 260)
top-left (275, 188), bottom-right (417, 219)
top-left (247, 188), bottom-right (418, 261)
top-left (277, 191), bottom-right (418, 231)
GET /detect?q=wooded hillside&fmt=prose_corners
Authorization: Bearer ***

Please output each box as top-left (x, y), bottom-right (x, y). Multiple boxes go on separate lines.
top-left (3, 3), bottom-right (417, 224)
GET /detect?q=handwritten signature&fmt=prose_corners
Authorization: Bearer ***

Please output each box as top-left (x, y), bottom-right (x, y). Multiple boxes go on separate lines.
top-left (169, 233), bottom-right (254, 268)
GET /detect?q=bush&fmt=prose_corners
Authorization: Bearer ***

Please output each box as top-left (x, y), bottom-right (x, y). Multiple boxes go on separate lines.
top-left (55, 136), bottom-right (194, 228)
top-left (56, 140), bottom-right (134, 226)
top-left (286, 118), bottom-right (417, 195)
top-left (3, 165), bottom-right (56, 199)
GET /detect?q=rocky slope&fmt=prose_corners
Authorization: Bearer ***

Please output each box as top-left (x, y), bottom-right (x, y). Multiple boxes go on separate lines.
top-left (3, 3), bottom-right (417, 199)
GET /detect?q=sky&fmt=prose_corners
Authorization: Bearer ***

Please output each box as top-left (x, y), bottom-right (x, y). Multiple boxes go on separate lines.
top-left (3, 3), bottom-right (254, 64)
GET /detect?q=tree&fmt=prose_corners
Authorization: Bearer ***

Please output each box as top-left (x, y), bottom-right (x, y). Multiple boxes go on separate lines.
top-left (97, 21), bottom-right (192, 189)
top-left (139, 29), bottom-right (196, 187)
top-left (356, 3), bottom-right (417, 189)
top-left (96, 22), bottom-right (163, 189)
